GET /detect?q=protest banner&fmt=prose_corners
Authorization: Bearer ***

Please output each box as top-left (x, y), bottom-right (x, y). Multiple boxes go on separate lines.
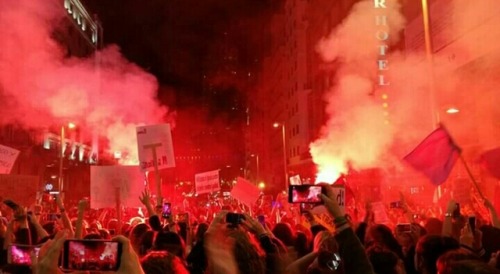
top-left (310, 185), bottom-right (345, 214)
top-left (136, 124), bottom-right (176, 172)
top-left (0, 175), bottom-right (39, 205)
top-left (0, 145), bottom-right (20, 174)
top-left (231, 177), bottom-right (261, 207)
top-left (195, 170), bottom-right (220, 195)
top-left (90, 166), bottom-right (145, 208)
top-left (136, 123), bottom-right (175, 205)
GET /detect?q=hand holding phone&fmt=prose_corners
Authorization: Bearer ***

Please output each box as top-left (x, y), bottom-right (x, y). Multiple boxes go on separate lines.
top-left (7, 244), bottom-right (41, 266)
top-left (288, 185), bottom-right (324, 204)
top-left (62, 240), bottom-right (122, 271)
top-left (162, 203), bottom-right (172, 219)
top-left (226, 213), bottom-right (245, 226)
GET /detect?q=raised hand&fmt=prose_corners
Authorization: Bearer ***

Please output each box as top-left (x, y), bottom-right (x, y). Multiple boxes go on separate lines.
top-left (139, 189), bottom-right (152, 207)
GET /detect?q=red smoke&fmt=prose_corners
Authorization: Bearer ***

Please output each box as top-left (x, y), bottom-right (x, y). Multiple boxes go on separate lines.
top-left (0, 0), bottom-right (172, 164)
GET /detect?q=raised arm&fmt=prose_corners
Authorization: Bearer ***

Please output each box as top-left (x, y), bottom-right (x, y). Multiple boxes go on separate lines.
top-left (55, 194), bottom-right (74, 236)
top-left (74, 199), bottom-right (88, 239)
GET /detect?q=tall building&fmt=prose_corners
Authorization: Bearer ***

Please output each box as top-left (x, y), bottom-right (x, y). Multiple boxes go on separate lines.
top-left (0, 0), bottom-right (103, 202)
top-left (247, 0), bottom-right (358, 193)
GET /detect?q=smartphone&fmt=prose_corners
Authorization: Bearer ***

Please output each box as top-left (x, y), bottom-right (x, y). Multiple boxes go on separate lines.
top-left (162, 203), bottom-right (172, 219)
top-left (288, 185), bottom-right (323, 204)
top-left (396, 223), bottom-right (412, 233)
top-left (7, 244), bottom-right (41, 266)
top-left (226, 212), bottom-right (245, 225)
top-left (257, 215), bottom-right (266, 226)
top-left (468, 215), bottom-right (476, 234)
top-left (61, 240), bottom-right (122, 271)
top-left (3, 199), bottom-right (19, 210)
top-left (453, 203), bottom-right (461, 218)
top-left (390, 201), bottom-right (402, 209)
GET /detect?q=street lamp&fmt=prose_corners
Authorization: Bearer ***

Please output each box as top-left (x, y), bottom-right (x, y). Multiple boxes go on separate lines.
top-left (59, 122), bottom-right (76, 193)
top-left (251, 154), bottom-right (260, 182)
top-left (273, 122), bottom-right (288, 190)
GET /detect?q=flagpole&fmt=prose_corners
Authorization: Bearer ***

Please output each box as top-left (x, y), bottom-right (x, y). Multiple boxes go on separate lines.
top-left (459, 154), bottom-right (485, 200)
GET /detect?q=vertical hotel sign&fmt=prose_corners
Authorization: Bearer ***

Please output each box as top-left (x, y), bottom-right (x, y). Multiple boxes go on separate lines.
top-left (375, 0), bottom-right (390, 87)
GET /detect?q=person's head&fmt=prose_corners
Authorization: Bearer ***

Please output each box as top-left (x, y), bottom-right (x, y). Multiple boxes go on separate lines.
top-left (129, 223), bottom-right (151, 254)
top-left (439, 259), bottom-right (500, 274)
top-left (425, 218), bottom-right (443, 235)
top-left (98, 229), bottom-right (111, 240)
top-left (436, 249), bottom-right (480, 274)
top-left (139, 230), bottom-right (155, 257)
top-left (415, 235), bottom-right (460, 274)
top-left (366, 224), bottom-right (402, 256)
top-left (140, 251), bottom-right (189, 274)
top-left (153, 231), bottom-right (186, 260)
top-left (129, 216), bottom-right (144, 227)
top-left (295, 231), bottom-right (310, 258)
top-left (227, 229), bottom-right (265, 274)
top-left (367, 245), bottom-right (406, 274)
top-left (272, 222), bottom-right (295, 247)
top-left (195, 222), bottom-right (209, 242)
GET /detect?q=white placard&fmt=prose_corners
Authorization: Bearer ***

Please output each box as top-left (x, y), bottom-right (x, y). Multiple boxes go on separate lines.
top-left (90, 166), bottom-right (145, 208)
top-left (136, 124), bottom-right (175, 172)
top-left (195, 170), bottom-right (220, 195)
top-left (231, 177), bottom-right (261, 207)
top-left (0, 144), bottom-right (20, 174)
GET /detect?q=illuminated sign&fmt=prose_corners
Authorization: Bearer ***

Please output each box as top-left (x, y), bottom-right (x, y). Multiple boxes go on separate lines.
top-left (375, 0), bottom-right (390, 86)
top-left (63, 0), bottom-right (100, 46)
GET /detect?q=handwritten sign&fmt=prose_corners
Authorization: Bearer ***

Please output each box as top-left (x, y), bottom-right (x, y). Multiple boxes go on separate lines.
top-left (231, 177), bottom-right (261, 207)
top-left (310, 185), bottom-right (346, 214)
top-left (0, 175), bottom-right (38, 205)
top-left (90, 166), bottom-right (145, 208)
top-left (195, 170), bottom-right (220, 194)
top-left (0, 145), bottom-right (20, 174)
top-left (136, 124), bottom-right (175, 172)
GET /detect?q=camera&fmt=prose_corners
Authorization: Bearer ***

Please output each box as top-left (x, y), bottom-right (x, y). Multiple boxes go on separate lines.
top-left (288, 185), bottom-right (324, 204)
top-left (226, 212), bottom-right (245, 225)
top-left (61, 240), bottom-right (122, 271)
top-left (7, 244), bottom-right (41, 266)
top-left (396, 223), bottom-right (412, 233)
top-left (162, 203), bottom-right (172, 219)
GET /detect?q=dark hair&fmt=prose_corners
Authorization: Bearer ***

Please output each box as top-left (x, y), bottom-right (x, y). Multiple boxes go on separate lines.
top-left (272, 222), bottom-right (295, 246)
top-left (130, 223), bottom-right (151, 255)
top-left (228, 229), bottom-right (265, 274)
top-left (153, 231), bottom-right (186, 260)
top-left (442, 260), bottom-right (500, 274)
top-left (140, 251), bottom-right (188, 274)
top-left (366, 245), bottom-right (399, 274)
top-left (437, 249), bottom-right (480, 274)
top-left (195, 223), bottom-right (209, 242)
top-left (139, 230), bottom-right (155, 257)
top-left (83, 233), bottom-right (102, 240)
top-left (416, 235), bottom-right (460, 274)
top-left (424, 218), bottom-right (443, 235)
top-left (367, 224), bottom-right (404, 259)
top-left (294, 231), bottom-right (310, 258)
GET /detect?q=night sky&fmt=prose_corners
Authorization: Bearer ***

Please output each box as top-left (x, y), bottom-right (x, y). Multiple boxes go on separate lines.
top-left (85, 0), bottom-right (283, 111)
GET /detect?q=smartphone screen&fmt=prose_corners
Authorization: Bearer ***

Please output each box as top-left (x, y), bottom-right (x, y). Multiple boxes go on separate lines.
top-left (396, 223), bottom-right (412, 233)
top-left (162, 203), bottom-right (172, 219)
top-left (389, 201), bottom-right (401, 209)
top-left (226, 213), bottom-right (244, 225)
top-left (288, 185), bottom-right (323, 203)
top-left (7, 245), bottom-right (41, 266)
top-left (62, 240), bottom-right (122, 271)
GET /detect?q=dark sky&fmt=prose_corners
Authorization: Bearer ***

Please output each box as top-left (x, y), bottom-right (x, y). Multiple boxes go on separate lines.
top-left (85, 0), bottom-right (283, 110)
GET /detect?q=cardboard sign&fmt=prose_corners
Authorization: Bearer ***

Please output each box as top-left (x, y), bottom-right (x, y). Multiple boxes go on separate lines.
top-left (136, 124), bottom-right (175, 172)
top-left (90, 166), bottom-right (145, 208)
top-left (195, 170), bottom-right (220, 195)
top-left (231, 177), bottom-right (261, 207)
top-left (371, 201), bottom-right (389, 224)
top-left (289, 174), bottom-right (302, 185)
top-left (0, 145), bottom-right (20, 174)
top-left (0, 175), bottom-right (38, 206)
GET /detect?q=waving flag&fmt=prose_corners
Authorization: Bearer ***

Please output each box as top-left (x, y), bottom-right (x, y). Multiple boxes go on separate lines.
top-left (404, 126), bottom-right (461, 185)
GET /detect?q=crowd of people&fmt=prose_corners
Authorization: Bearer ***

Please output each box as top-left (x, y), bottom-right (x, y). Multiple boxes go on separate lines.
top-left (0, 183), bottom-right (499, 274)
